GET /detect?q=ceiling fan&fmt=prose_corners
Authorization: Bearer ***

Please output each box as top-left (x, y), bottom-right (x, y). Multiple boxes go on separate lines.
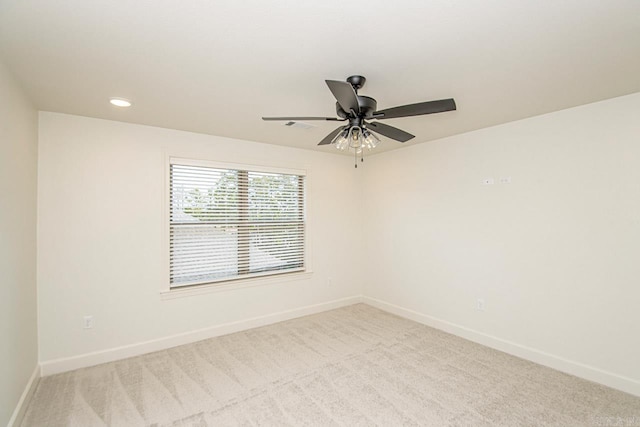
top-left (262, 75), bottom-right (456, 165)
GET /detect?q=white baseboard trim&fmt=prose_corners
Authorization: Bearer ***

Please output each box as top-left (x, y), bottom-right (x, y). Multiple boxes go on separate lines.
top-left (363, 296), bottom-right (640, 397)
top-left (41, 295), bottom-right (363, 376)
top-left (8, 364), bottom-right (40, 427)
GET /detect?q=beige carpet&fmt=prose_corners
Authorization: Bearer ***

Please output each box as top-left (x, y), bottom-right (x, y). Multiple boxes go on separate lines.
top-left (23, 304), bottom-right (640, 426)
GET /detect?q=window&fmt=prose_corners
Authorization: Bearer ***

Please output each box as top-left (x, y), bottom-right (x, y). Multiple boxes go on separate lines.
top-left (169, 160), bottom-right (305, 288)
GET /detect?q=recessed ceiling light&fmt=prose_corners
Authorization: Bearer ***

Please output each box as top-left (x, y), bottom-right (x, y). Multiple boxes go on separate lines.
top-left (109, 98), bottom-right (132, 107)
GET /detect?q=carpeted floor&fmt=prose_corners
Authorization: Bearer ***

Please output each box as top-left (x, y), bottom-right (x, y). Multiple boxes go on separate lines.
top-left (23, 304), bottom-right (640, 426)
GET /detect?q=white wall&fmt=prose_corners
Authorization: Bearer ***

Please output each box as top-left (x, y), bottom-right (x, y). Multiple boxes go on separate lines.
top-left (0, 61), bottom-right (39, 424)
top-left (37, 113), bottom-right (363, 363)
top-left (362, 93), bottom-right (640, 391)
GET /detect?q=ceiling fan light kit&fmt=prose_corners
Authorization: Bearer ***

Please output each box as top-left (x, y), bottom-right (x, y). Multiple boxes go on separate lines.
top-left (263, 75), bottom-right (456, 167)
top-left (331, 125), bottom-right (381, 167)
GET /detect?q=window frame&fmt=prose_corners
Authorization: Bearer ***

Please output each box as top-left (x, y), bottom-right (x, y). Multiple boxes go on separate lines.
top-left (161, 156), bottom-right (311, 298)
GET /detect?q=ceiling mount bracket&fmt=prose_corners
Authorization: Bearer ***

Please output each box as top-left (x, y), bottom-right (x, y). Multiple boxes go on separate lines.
top-left (346, 75), bottom-right (366, 92)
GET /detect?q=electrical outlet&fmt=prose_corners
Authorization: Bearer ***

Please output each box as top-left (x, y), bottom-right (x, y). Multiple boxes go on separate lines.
top-left (499, 176), bottom-right (512, 184)
top-left (476, 299), bottom-right (485, 311)
top-left (326, 277), bottom-right (332, 286)
top-left (482, 178), bottom-right (494, 185)
top-left (83, 315), bottom-right (94, 329)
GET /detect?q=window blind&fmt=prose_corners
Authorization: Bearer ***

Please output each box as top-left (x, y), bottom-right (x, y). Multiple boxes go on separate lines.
top-left (169, 163), bottom-right (305, 288)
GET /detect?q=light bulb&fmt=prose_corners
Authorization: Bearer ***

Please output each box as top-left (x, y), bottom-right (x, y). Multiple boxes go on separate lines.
top-left (332, 129), bottom-right (349, 150)
top-left (348, 126), bottom-right (363, 148)
top-left (362, 129), bottom-right (380, 150)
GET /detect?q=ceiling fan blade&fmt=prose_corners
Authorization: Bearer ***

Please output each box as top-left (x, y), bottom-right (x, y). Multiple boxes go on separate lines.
top-left (262, 116), bottom-right (344, 121)
top-left (325, 80), bottom-right (360, 114)
top-left (375, 98), bottom-right (456, 119)
top-left (318, 126), bottom-right (345, 146)
top-left (367, 122), bottom-right (415, 142)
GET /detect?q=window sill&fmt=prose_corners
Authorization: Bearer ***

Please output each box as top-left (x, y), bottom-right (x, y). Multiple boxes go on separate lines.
top-left (160, 270), bottom-right (313, 300)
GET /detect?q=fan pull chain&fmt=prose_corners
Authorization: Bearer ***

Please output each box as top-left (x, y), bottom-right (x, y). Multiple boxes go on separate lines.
top-left (354, 148), bottom-right (365, 168)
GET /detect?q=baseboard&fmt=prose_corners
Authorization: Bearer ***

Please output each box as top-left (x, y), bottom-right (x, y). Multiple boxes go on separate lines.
top-left (41, 295), bottom-right (363, 376)
top-left (363, 296), bottom-right (640, 397)
top-left (7, 364), bottom-right (40, 427)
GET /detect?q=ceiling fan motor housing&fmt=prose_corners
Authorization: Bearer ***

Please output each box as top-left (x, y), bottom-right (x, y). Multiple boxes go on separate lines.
top-left (335, 96), bottom-right (377, 120)
top-left (357, 96), bottom-right (377, 118)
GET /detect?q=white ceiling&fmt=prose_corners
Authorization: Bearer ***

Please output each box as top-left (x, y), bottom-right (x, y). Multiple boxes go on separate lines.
top-left (1, 0), bottom-right (639, 154)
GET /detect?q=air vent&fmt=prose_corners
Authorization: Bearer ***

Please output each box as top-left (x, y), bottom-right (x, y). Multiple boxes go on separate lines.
top-left (284, 121), bottom-right (316, 130)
